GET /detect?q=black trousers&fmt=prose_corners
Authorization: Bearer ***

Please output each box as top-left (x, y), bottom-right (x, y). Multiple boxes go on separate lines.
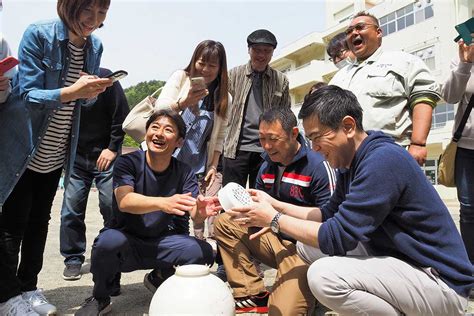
top-left (0, 168), bottom-right (61, 302)
top-left (223, 150), bottom-right (264, 189)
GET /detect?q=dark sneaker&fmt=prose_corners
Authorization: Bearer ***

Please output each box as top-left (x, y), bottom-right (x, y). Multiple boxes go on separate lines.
top-left (235, 291), bottom-right (269, 314)
top-left (143, 269), bottom-right (167, 294)
top-left (75, 297), bottom-right (111, 316)
top-left (63, 263), bottom-right (82, 281)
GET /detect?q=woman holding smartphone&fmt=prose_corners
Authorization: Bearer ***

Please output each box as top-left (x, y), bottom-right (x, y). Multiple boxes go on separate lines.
top-left (0, 35), bottom-right (15, 103)
top-left (442, 36), bottom-right (474, 272)
top-left (148, 40), bottom-right (229, 288)
top-left (0, 1), bottom-right (112, 315)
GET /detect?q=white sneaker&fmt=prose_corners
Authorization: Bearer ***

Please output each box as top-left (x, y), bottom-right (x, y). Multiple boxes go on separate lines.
top-left (0, 295), bottom-right (39, 316)
top-left (22, 289), bottom-right (57, 315)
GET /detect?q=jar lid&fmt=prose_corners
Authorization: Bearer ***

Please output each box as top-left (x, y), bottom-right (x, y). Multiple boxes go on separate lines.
top-left (175, 264), bottom-right (210, 277)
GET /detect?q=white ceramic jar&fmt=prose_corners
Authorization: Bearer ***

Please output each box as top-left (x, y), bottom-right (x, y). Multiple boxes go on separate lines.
top-left (149, 264), bottom-right (235, 315)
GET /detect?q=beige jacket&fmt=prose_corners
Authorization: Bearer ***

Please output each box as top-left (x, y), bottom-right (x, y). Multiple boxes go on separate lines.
top-left (330, 48), bottom-right (440, 145)
top-left (154, 70), bottom-right (229, 170)
top-left (223, 62), bottom-right (290, 159)
top-left (442, 60), bottom-right (474, 150)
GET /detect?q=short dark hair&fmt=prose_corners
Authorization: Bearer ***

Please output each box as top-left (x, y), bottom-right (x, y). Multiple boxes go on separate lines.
top-left (304, 82), bottom-right (328, 103)
top-left (259, 108), bottom-right (297, 135)
top-left (57, 0), bottom-right (110, 36)
top-left (298, 85), bottom-right (364, 131)
top-left (146, 109), bottom-right (187, 140)
top-left (352, 11), bottom-right (380, 27)
top-left (326, 32), bottom-right (349, 60)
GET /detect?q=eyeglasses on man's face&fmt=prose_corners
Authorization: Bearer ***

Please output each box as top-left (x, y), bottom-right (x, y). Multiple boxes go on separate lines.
top-left (345, 22), bottom-right (378, 36)
top-left (329, 49), bottom-right (348, 62)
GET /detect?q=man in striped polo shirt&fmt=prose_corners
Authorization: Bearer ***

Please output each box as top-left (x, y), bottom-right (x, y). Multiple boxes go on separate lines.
top-left (215, 109), bottom-right (335, 315)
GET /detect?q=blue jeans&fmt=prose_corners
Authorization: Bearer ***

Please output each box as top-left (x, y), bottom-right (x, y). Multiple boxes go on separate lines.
top-left (60, 152), bottom-right (114, 265)
top-left (455, 147), bottom-right (474, 265)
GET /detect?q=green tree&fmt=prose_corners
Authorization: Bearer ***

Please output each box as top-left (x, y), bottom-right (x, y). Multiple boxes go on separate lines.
top-left (124, 80), bottom-right (165, 109)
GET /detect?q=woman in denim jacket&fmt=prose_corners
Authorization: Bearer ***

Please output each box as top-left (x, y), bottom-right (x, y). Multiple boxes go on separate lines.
top-left (0, 1), bottom-right (112, 315)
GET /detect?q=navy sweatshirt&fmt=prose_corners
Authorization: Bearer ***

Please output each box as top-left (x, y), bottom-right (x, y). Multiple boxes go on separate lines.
top-left (256, 134), bottom-right (335, 207)
top-left (319, 131), bottom-right (474, 297)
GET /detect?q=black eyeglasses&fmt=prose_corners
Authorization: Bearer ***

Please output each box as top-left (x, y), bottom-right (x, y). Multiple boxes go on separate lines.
top-left (345, 22), bottom-right (378, 36)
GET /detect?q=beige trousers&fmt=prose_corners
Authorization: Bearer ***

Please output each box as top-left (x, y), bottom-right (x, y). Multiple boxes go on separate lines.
top-left (214, 212), bottom-right (314, 315)
top-left (307, 256), bottom-right (468, 316)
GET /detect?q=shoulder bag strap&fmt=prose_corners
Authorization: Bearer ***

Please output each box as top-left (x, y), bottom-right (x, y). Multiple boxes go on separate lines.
top-left (453, 94), bottom-right (474, 142)
top-left (150, 87), bottom-right (163, 98)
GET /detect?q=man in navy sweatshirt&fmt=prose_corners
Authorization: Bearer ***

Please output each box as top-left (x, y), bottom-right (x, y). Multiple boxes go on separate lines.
top-left (226, 85), bottom-right (473, 315)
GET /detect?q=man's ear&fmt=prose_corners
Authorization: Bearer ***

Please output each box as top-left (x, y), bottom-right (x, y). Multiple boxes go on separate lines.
top-left (291, 126), bottom-right (299, 139)
top-left (177, 138), bottom-right (184, 148)
top-left (376, 26), bottom-right (383, 42)
top-left (342, 116), bottom-right (356, 136)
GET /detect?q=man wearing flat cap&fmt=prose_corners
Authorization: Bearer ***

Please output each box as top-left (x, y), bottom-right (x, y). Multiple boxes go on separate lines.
top-left (223, 29), bottom-right (290, 189)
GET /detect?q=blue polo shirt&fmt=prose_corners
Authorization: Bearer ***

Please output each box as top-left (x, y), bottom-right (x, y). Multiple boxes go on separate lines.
top-left (112, 150), bottom-right (198, 238)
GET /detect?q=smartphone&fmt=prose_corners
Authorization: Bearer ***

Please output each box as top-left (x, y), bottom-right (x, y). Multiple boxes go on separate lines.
top-left (190, 76), bottom-right (206, 90)
top-left (105, 70), bottom-right (128, 82)
top-left (0, 56), bottom-right (19, 75)
top-left (454, 17), bottom-right (474, 45)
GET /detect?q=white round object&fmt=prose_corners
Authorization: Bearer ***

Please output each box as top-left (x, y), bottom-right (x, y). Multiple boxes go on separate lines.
top-left (149, 264), bottom-right (235, 315)
top-left (217, 182), bottom-right (252, 212)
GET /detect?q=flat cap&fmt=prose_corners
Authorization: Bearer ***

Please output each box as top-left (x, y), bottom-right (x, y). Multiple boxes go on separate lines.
top-left (247, 29), bottom-right (277, 48)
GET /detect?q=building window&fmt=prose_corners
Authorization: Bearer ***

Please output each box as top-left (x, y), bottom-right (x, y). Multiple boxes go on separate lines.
top-left (411, 45), bottom-right (435, 70)
top-left (423, 159), bottom-right (438, 185)
top-left (380, 2), bottom-right (434, 37)
top-left (431, 102), bottom-right (455, 129)
top-left (334, 4), bottom-right (354, 23)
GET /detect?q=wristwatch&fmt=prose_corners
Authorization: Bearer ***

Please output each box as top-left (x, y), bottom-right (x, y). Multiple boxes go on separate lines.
top-left (270, 212), bottom-right (283, 234)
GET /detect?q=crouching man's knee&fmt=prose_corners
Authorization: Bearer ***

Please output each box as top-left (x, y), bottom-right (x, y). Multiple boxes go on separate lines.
top-left (307, 257), bottom-right (346, 307)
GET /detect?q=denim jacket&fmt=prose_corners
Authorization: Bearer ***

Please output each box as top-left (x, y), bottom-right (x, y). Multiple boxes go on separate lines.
top-left (0, 19), bottom-right (103, 208)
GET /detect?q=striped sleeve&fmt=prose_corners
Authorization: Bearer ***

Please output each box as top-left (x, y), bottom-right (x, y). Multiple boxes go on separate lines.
top-left (310, 160), bottom-right (336, 208)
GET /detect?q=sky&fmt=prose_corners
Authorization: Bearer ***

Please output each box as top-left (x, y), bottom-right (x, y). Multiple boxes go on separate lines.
top-left (1, 0), bottom-right (326, 88)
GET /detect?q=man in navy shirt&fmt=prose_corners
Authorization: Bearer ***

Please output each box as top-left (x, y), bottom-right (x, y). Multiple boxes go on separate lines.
top-left (76, 110), bottom-right (217, 316)
top-left (215, 108), bottom-right (334, 315)
top-left (227, 86), bottom-right (473, 316)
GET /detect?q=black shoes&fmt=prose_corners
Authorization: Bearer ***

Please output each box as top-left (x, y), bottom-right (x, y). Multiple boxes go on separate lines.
top-left (75, 297), bottom-right (111, 316)
top-left (63, 263), bottom-right (82, 281)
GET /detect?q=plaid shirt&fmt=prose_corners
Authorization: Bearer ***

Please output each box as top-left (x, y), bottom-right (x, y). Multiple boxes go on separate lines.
top-left (223, 61), bottom-right (290, 159)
